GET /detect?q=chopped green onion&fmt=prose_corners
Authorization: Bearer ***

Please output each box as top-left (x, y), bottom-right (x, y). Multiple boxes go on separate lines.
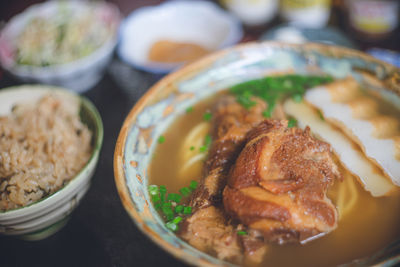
top-left (159, 185), bottom-right (167, 193)
top-left (183, 206), bottom-right (192, 215)
top-left (204, 134), bottom-right (212, 147)
top-left (190, 146), bottom-right (195, 151)
top-left (172, 216), bottom-right (183, 224)
top-left (198, 133), bottom-right (212, 153)
top-left (154, 202), bottom-right (161, 211)
top-left (151, 194), bottom-right (160, 203)
top-left (189, 180), bottom-right (198, 190)
top-left (292, 94), bottom-right (303, 103)
top-left (175, 205), bottom-right (184, 213)
top-left (199, 145), bottom-right (207, 152)
top-left (179, 187), bottom-right (191, 197)
top-left (237, 230), bottom-right (248, 236)
top-left (167, 193), bottom-right (182, 203)
top-left (262, 110), bottom-right (270, 118)
top-left (159, 185), bottom-right (167, 202)
top-left (262, 101), bottom-right (276, 118)
top-left (162, 202), bottom-right (172, 208)
top-left (166, 221), bottom-right (179, 232)
top-left (186, 106), bottom-right (193, 113)
top-left (230, 74), bottom-right (332, 117)
top-left (288, 118), bottom-right (297, 128)
top-left (148, 185), bottom-right (159, 196)
top-left (236, 94), bottom-right (256, 109)
top-left (318, 110), bottom-right (325, 121)
top-left (158, 135), bottom-right (166, 144)
top-left (203, 111), bottom-right (212, 121)
top-left (162, 202), bottom-right (174, 220)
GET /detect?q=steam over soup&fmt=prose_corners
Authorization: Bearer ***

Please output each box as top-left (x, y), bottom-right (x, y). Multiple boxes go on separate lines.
top-left (148, 75), bottom-right (400, 266)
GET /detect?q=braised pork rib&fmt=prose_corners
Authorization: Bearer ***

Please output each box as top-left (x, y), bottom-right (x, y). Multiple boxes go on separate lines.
top-left (180, 95), bottom-right (340, 263)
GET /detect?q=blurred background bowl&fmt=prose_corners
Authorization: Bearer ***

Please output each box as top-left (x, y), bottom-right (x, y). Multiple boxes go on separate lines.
top-left (0, 1), bottom-right (120, 93)
top-left (0, 85), bottom-right (103, 240)
top-left (117, 0), bottom-right (243, 74)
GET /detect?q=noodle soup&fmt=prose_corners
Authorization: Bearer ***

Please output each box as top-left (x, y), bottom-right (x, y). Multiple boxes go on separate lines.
top-left (149, 77), bottom-right (400, 266)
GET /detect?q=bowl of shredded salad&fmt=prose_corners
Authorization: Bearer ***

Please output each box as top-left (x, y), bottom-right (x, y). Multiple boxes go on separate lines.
top-left (0, 0), bottom-right (120, 92)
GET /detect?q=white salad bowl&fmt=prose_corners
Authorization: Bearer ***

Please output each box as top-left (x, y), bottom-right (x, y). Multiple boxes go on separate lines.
top-left (0, 1), bottom-right (120, 93)
top-left (0, 85), bottom-right (103, 240)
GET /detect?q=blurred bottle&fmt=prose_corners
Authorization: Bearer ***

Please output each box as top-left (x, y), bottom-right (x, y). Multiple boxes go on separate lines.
top-left (345, 0), bottom-right (399, 42)
top-left (220, 0), bottom-right (279, 27)
top-left (280, 0), bottom-right (332, 28)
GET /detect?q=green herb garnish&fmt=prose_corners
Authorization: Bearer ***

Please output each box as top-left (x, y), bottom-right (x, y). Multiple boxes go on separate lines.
top-left (237, 230), bottom-right (248, 236)
top-left (162, 202), bottom-right (174, 221)
top-left (199, 134), bottom-right (212, 153)
top-left (148, 185), bottom-right (159, 196)
top-left (172, 216), bottom-right (183, 224)
top-left (190, 146), bottom-right (195, 151)
top-left (292, 93), bottom-right (303, 103)
top-left (165, 216), bottom-right (183, 232)
top-left (230, 74), bottom-right (332, 116)
top-left (159, 185), bottom-right (167, 203)
top-left (175, 205), bottom-right (184, 213)
top-left (167, 193), bottom-right (182, 203)
top-left (288, 118), bottom-right (297, 128)
top-left (158, 135), bottom-right (166, 144)
top-left (165, 221), bottom-right (179, 232)
top-left (317, 110), bottom-right (325, 121)
top-left (236, 93), bottom-right (256, 109)
top-left (204, 134), bottom-right (212, 147)
top-left (203, 111), bottom-right (212, 121)
top-left (149, 181), bottom-right (199, 232)
top-left (199, 146), bottom-right (207, 152)
top-left (179, 187), bottom-right (191, 197)
top-left (183, 206), bottom-right (192, 215)
top-left (189, 180), bottom-right (198, 190)
top-left (186, 106), bottom-right (193, 113)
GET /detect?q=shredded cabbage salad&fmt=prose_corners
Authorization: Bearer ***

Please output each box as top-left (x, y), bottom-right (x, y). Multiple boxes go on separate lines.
top-left (16, 3), bottom-right (112, 66)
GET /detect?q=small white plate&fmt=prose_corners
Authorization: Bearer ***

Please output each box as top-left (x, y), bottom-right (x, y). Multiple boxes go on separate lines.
top-left (118, 0), bottom-right (243, 74)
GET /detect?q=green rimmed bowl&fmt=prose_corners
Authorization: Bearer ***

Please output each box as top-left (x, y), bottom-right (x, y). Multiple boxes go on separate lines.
top-left (0, 85), bottom-right (103, 240)
top-left (114, 42), bottom-right (400, 266)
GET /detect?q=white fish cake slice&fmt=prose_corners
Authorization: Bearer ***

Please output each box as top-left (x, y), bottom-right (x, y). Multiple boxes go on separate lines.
top-left (283, 99), bottom-right (395, 197)
top-left (304, 79), bottom-right (400, 186)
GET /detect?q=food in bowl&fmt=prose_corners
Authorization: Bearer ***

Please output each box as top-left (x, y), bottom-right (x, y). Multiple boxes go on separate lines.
top-left (148, 74), bottom-right (400, 265)
top-left (118, 0), bottom-right (242, 73)
top-left (4, 1), bottom-right (116, 67)
top-left (0, 1), bottom-right (120, 92)
top-left (114, 43), bottom-right (400, 267)
top-left (0, 94), bottom-right (92, 211)
top-left (15, 4), bottom-right (113, 66)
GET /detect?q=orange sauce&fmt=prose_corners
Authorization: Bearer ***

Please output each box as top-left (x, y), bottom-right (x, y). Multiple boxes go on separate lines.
top-left (148, 40), bottom-right (211, 63)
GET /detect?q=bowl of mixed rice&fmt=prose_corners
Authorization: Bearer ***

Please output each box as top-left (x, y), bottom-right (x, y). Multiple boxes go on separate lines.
top-left (0, 85), bottom-right (103, 240)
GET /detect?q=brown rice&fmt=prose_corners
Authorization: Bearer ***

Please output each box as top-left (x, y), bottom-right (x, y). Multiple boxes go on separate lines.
top-left (0, 94), bottom-right (92, 211)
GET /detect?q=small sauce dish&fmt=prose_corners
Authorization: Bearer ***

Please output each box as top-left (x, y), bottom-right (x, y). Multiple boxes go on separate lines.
top-left (117, 0), bottom-right (243, 74)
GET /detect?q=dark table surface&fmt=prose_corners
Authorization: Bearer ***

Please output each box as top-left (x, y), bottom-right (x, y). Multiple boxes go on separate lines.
top-left (1, 1), bottom-right (399, 267)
